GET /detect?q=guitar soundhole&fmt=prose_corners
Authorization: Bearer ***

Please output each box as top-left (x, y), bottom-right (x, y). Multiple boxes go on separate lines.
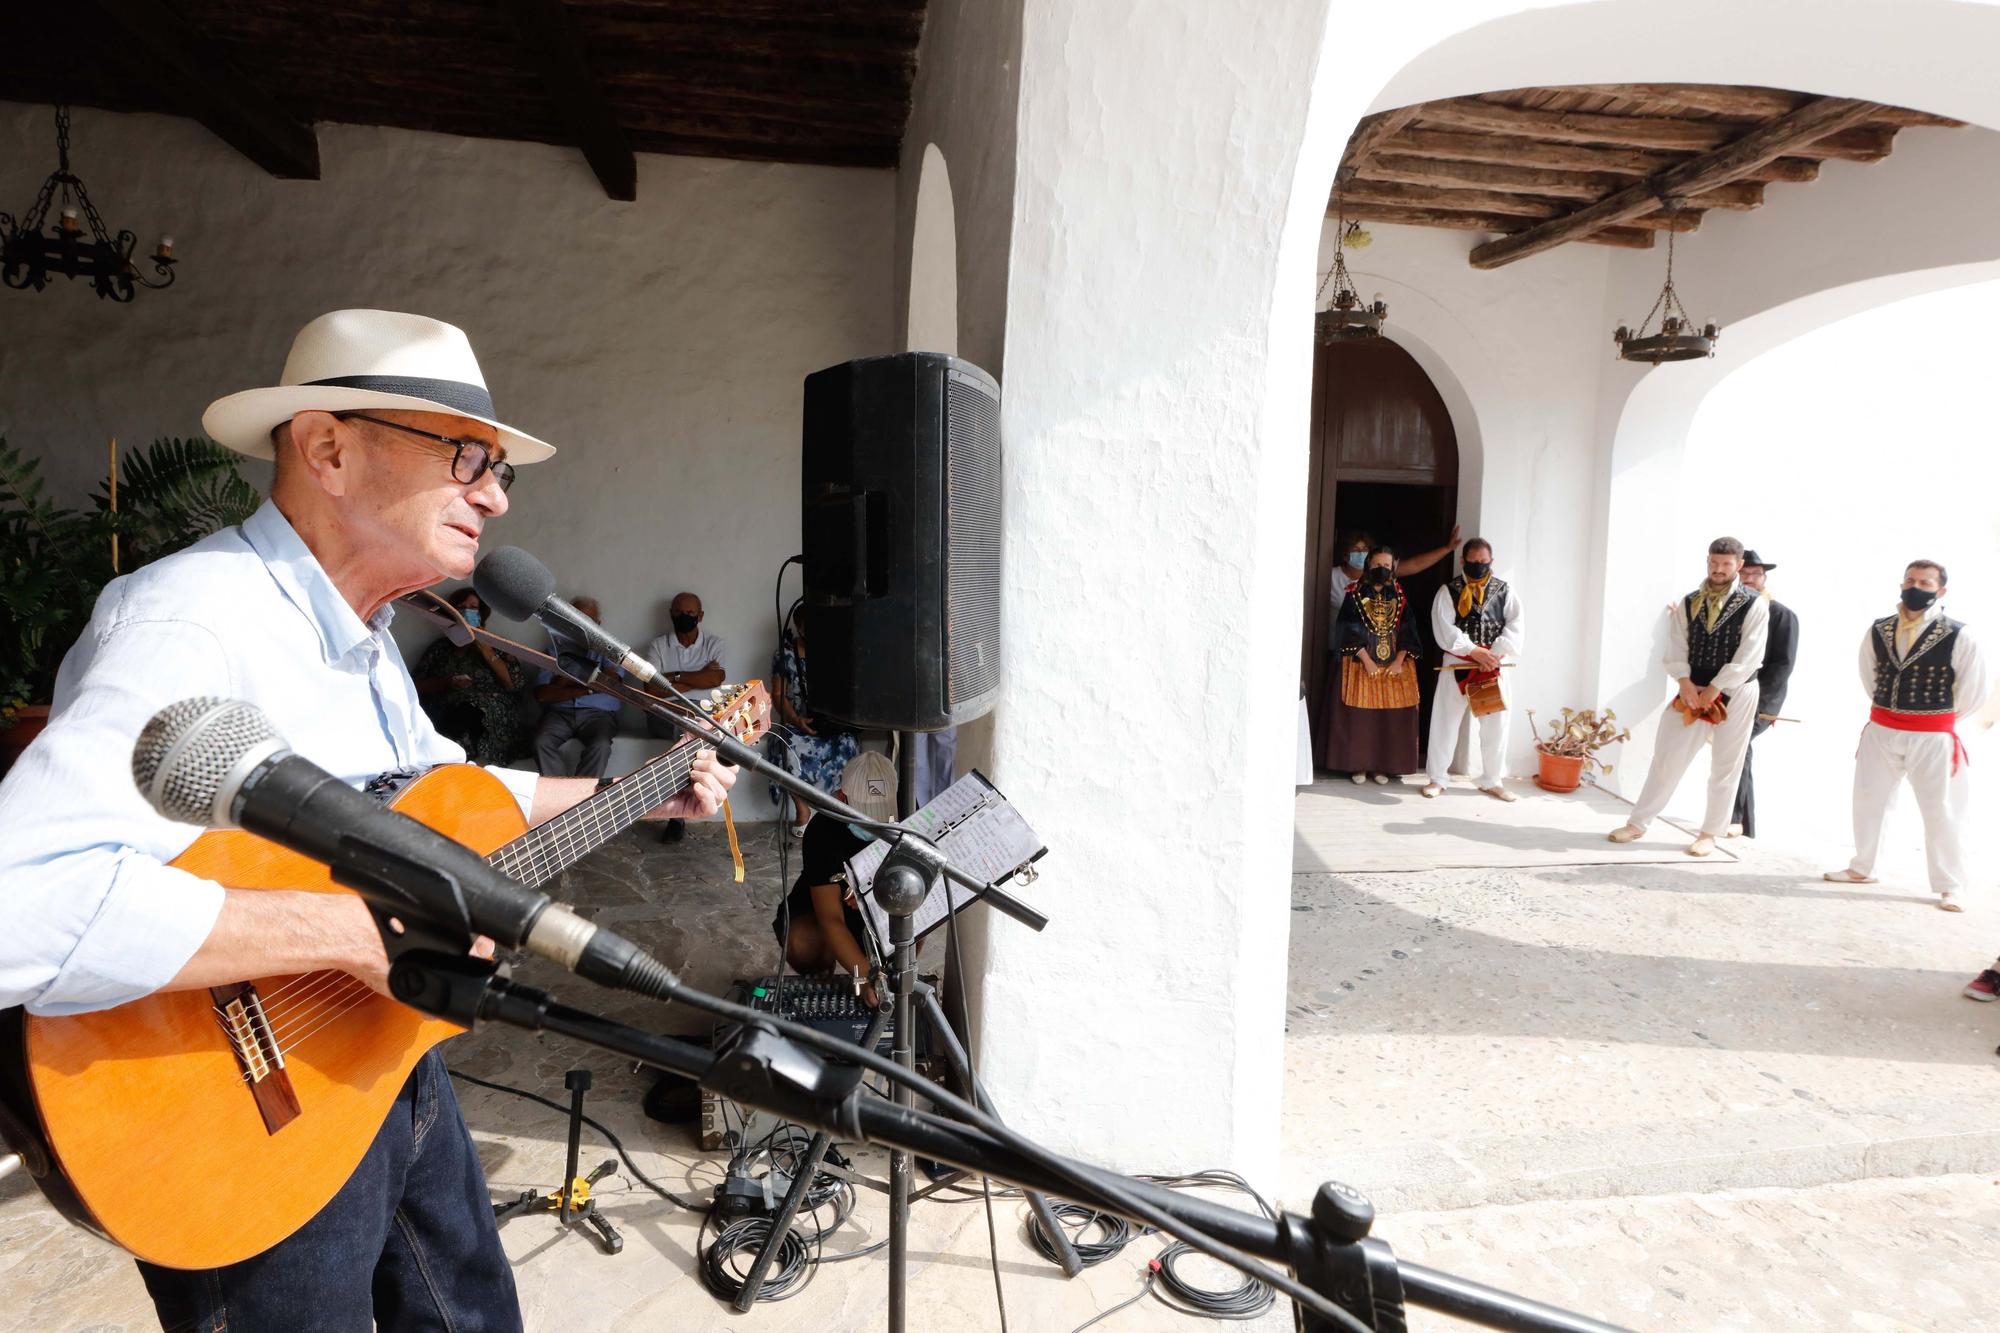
top-left (211, 983), bottom-right (303, 1135)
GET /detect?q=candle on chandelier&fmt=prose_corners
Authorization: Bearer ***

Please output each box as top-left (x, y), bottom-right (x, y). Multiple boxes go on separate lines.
top-left (58, 207), bottom-right (80, 233)
top-left (155, 236), bottom-right (175, 261)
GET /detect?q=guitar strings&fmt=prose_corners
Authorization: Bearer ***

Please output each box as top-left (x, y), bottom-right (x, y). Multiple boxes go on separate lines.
top-left (257, 973), bottom-right (374, 1043)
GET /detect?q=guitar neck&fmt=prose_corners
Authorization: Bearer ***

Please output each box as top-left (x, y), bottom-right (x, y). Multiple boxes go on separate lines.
top-left (487, 739), bottom-right (699, 887)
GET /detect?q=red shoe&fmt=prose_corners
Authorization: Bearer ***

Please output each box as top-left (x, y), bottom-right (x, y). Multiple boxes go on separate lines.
top-left (1963, 968), bottom-right (2000, 1002)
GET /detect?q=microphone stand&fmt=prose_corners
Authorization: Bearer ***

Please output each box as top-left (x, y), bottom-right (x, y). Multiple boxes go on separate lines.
top-left (386, 948), bottom-right (1629, 1333)
top-left (400, 591), bottom-right (1073, 1303)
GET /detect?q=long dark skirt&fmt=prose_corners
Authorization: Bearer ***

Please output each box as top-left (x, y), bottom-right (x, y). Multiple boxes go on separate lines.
top-left (1320, 681), bottom-right (1419, 776)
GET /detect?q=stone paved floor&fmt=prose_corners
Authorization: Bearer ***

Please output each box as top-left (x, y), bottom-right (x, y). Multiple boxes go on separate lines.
top-left (8, 796), bottom-right (2000, 1330)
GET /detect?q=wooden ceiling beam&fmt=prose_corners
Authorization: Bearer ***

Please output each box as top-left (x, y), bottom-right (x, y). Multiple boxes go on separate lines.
top-left (1335, 107), bottom-right (1422, 190)
top-left (1418, 98), bottom-right (1741, 152)
top-left (1360, 153), bottom-right (1627, 199)
top-left (1383, 129), bottom-right (1823, 182)
top-left (1417, 99), bottom-right (1899, 161)
top-left (1336, 202), bottom-right (1657, 250)
top-left (84, 0), bottom-right (319, 178)
top-left (1335, 180), bottom-right (1564, 219)
top-left (1353, 155), bottom-right (1766, 211)
top-left (500, 0), bottom-right (638, 201)
top-left (1470, 96), bottom-right (1883, 269)
top-left (1551, 84), bottom-right (1962, 128)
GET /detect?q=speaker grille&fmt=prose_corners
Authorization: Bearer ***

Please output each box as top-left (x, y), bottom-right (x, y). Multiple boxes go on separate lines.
top-left (945, 371), bottom-right (1002, 708)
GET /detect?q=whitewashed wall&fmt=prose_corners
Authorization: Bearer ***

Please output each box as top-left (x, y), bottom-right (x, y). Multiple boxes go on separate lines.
top-left (0, 104), bottom-right (897, 815)
top-left (901, 0), bottom-right (2000, 1185)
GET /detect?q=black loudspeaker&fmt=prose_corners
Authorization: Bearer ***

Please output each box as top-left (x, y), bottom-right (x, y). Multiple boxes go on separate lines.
top-left (801, 352), bottom-right (1001, 732)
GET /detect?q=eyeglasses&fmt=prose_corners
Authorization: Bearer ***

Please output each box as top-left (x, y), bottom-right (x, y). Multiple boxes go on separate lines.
top-left (337, 413), bottom-right (516, 492)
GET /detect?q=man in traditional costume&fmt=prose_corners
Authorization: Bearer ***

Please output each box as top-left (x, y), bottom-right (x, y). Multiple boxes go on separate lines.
top-left (1824, 560), bottom-right (1988, 910)
top-left (1610, 537), bottom-right (1769, 856)
top-left (1422, 537), bottom-right (1521, 802)
top-left (1728, 549), bottom-right (1799, 838)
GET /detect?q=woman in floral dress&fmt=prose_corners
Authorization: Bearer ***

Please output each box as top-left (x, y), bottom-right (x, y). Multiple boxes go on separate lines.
top-left (768, 619), bottom-right (860, 835)
top-left (414, 587), bottom-right (527, 765)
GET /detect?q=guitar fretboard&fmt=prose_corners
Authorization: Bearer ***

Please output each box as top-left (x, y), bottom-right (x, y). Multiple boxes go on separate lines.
top-left (487, 740), bottom-right (699, 887)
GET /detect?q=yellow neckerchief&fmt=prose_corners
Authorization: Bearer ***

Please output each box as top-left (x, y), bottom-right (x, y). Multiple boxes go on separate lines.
top-left (1455, 574), bottom-right (1491, 620)
top-left (1691, 580), bottom-right (1734, 632)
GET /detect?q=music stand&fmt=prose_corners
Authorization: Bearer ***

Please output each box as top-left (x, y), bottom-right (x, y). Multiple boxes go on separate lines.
top-left (733, 782), bottom-right (1079, 1317)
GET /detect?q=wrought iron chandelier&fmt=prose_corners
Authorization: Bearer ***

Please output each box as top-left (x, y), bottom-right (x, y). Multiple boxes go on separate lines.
top-left (1315, 219), bottom-right (1386, 343)
top-left (2, 105), bottom-right (177, 303)
top-left (1613, 218), bottom-right (1716, 364)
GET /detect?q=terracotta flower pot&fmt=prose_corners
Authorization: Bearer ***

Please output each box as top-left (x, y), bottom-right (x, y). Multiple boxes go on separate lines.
top-left (1534, 748), bottom-right (1586, 793)
top-left (0, 703), bottom-right (51, 776)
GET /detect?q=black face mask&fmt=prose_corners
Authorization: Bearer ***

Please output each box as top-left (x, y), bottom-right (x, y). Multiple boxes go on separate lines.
top-left (671, 612), bottom-right (700, 634)
top-left (1463, 561), bottom-right (1491, 580)
top-left (1365, 567), bottom-right (1393, 586)
top-left (1901, 587), bottom-right (1939, 613)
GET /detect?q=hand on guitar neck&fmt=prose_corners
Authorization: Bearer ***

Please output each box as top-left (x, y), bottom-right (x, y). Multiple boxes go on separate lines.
top-left (530, 745), bottom-right (736, 826)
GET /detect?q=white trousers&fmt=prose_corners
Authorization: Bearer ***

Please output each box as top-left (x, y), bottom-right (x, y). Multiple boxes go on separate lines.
top-left (1426, 677), bottom-right (1510, 788)
top-left (1628, 682), bottom-right (1760, 836)
top-left (1847, 722), bottom-right (1969, 894)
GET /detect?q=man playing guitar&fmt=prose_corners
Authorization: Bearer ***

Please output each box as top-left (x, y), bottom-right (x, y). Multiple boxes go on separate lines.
top-left (0, 309), bottom-right (735, 1330)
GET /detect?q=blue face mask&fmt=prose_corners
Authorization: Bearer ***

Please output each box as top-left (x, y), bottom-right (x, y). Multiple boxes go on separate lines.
top-left (462, 608), bottom-right (482, 628)
top-left (1345, 552), bottom-right (1366, 570)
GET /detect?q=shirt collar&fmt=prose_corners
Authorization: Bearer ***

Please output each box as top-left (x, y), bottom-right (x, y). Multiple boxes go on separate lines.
top-left (242, 500), bottom-right (387, 664)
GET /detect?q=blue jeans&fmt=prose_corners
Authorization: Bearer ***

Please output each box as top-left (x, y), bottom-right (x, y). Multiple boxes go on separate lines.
top-left (137, 1051), bottom-right (521, 1332)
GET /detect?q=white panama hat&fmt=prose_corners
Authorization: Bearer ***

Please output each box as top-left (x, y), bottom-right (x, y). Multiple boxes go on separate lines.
top-left (201, 309), bottom-right (557, 464)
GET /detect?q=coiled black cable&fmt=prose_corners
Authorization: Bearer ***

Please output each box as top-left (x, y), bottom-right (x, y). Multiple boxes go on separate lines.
top-left (1152, 1240), bottom-right (1276, 1320)
top-left (698, 1214), bottom-right (814, 1302)
top-left (1028, 1201), bottom-right (1136, 1268)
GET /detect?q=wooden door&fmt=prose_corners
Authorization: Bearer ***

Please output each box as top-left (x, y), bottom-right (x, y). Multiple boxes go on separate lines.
top-left (1300, 339), bottom-right (1459, 766)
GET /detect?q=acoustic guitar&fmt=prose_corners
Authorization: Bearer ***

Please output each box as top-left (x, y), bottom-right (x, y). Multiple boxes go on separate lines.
top-left (0, 682), bottom-right (769, 1270)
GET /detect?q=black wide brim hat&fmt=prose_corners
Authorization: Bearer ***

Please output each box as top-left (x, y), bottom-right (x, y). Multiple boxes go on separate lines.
top-left (1740, 549), bottom-right (1776, 570)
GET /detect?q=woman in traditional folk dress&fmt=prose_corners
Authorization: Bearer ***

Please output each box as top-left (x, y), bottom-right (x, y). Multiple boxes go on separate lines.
top-left (1323, 546), bottom-right (1422, 783)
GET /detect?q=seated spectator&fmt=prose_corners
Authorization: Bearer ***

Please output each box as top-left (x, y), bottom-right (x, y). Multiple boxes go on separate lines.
top-left (768, 617), bottom-right (859, 836)
top-left (642, 591), bottom-right (729, 842)
top-left (413, 587), bottom-right (526, 765)
top-left (533, 594), bottom-right (621, 779)
top-left (771, 751), bottom-right (899, 1005)
top-left (643, 590), bottom-right (727, 727)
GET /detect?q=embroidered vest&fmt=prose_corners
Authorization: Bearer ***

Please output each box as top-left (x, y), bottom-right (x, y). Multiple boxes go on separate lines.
top-left (1682, 587), bottom-right (1754, 688)
top-left (1445, 576), bottom-right (1510, 650)
top-left (1870, 614), bottom-right (1961, 714)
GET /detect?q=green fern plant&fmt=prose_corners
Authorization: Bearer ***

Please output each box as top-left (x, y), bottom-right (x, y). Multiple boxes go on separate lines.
top-left (0, 436), bottom-right (257, 714)
top-left (0, 440), bottom-right (114, 714)
top-left (93, 436), bottom-right (261, 569)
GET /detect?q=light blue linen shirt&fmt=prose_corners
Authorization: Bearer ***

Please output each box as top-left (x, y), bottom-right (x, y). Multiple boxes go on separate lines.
top-left (0, 500), bottom-right (538, 1016)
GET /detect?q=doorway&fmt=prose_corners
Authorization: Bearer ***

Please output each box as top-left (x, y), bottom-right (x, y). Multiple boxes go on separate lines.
top-left (1300, 338), bottom-right (1460, 767)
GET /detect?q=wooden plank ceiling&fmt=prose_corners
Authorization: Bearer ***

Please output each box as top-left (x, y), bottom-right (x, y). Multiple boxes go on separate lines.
top-left (0, 0), bottom-right (928, 200)
top-left (1331, 85), bottom-right (1962, 268)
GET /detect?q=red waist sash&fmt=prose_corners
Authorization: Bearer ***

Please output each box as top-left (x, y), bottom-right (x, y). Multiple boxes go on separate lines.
top-left (1869, 705), bottom-right (1968, 772)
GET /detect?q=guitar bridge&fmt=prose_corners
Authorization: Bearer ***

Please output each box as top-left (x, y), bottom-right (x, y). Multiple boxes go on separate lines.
top-left (212, 983), bottom-right (302, 1135)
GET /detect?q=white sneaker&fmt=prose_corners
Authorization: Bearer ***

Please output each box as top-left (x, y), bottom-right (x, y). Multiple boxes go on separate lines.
top-left (1349, 772), bottom-right (1367, 785)
top-left (1371, 773), bottom-right (1390, 785)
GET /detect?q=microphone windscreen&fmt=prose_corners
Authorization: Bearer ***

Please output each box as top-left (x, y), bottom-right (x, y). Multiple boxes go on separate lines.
top-left (133, 697), bottom-right (281, 825)
top-left (473, 546), bottom-right (556, 622)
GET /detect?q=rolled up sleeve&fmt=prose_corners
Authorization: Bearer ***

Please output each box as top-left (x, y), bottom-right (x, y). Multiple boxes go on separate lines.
top-left (0, 617), bottom-right (234, 1014)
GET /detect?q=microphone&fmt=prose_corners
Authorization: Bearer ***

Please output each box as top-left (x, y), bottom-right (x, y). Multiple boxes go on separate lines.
top-left (130, 698), bottom-right (677, 996)
top-left (473, 546), bottom-right (659, 685)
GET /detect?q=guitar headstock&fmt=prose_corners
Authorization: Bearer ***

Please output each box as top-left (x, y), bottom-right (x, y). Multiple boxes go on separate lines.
top-left (701, 680), bottom-right (773, 745)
